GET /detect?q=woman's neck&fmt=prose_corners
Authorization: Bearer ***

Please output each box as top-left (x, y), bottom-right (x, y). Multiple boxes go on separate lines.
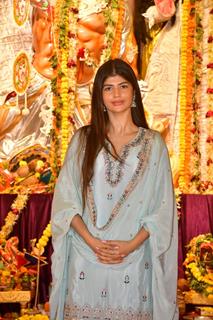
top-left (107, 113), bottom-right (138, 136)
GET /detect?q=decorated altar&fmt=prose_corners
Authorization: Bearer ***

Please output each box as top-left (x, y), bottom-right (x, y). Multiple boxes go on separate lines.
top-left (0, 0), bottom-right (212, 318)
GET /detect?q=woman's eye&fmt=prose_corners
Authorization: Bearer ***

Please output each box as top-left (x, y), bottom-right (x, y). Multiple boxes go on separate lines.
top-left (120, 84), bottom-right (128, 89)
top-left (103, 86), bottom-right (112, 92)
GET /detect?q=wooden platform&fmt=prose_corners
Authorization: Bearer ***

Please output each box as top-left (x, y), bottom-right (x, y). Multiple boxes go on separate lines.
top-left (0, 290), bottom-right (31, 311)
top-left (184, 291), bottom-right (213, 306)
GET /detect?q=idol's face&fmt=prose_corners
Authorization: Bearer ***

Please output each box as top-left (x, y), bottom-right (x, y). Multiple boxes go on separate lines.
top-left (102, 75), bottom-right (134, 115)
top-left (17, 62), bottom-right (27, 84)
top-left (17, 0), bottom-right (26, 17)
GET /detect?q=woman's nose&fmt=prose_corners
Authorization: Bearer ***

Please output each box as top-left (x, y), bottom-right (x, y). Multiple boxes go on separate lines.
top-left (112, 86), bottom-right (120, 97)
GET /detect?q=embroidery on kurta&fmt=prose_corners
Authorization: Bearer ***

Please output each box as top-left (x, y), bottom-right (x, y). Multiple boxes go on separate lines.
top-left (124, 275), bottom-right (130, 283)
top-left (79, 271), bottom-right (85, 280)
top-left (87, 129), bottom-right (155, 230)
top-left (64, 303), bottom-right (152, 320)
top-left (103, 127), bottom-right (145, 187)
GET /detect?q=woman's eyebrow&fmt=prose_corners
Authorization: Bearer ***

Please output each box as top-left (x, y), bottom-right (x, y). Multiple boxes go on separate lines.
top-left (103, 81), bottom-right (129, 86)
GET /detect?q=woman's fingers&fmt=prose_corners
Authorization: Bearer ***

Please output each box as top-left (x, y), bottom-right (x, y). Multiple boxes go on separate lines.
top-left (97, 256), bottom-right (124, 264)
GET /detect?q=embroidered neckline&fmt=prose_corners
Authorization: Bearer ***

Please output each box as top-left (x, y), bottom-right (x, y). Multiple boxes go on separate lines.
top-left (103, 127), bottom-right (144, 187)
top-left (87, 129), bottom-right (155, 231)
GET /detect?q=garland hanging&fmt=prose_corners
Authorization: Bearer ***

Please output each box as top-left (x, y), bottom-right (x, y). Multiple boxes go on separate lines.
top-left (0, 192), bottom-right (29, 240)
top-left (178, 0), bottom-right (191, 192)
top-left (50, 0), bottom-right (121, 177)
top-left (206, 6), bottom-right (213, 191)
top-left (189, 0), bottom-right (202, 193)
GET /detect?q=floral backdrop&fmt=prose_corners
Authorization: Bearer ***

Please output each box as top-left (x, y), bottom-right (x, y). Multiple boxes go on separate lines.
top-left (0, 0), bottom-right (212, 316)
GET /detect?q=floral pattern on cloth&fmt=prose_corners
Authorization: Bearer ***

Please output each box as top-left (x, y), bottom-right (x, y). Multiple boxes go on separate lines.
top-left (103, 127), bottom-right (147, 187)
top-left (64, 304), bottom-right (152, 320)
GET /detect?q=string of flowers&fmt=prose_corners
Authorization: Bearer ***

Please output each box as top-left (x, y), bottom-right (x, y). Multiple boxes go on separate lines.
top-left (100, 0), bottom-right (120, 65)
top-left (189, 0), bottom-right (202, 193)
top-left (50, 0), bottom-right (79, 179)
top-left (184, 0), bottom-right (196, 188)
top-left (17, 315), bottom-right (49, 320)
top-left (198, 1), bottom-right (208, 190)
top-left (206, 6), bottom-right (213, 192)
top-left (50, 0), bottom-right (120, 175)
top-left (34, 222), bottom-right (51, 255)
top-left (110, 0), bottom-right (125, 59)
top-left (49, 0), bottom-right (62, 181)
top-left (178, 0), bottom-right (190, 192)
top-left (0, 192), bottom-right (29, 240)
top-left (59, 0), bottom-right (74, 163)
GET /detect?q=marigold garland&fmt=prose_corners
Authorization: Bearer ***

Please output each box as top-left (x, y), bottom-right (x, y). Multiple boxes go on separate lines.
top-left (35, 222), bottom-right (51, 255)
top-left (51, 0), bottom-right (78, 170)
top-left (50, 0), bottom-right (121, 175)
top-left (184, 0), bottom-right (196, 188)
top-left (17, 315), bottom-right (49, 320)
top-left (100, 0), bottom-right (120, 65)
top-left (184, 233), bottom-right (213, 296)
top-left (179, 0), bottom-right (190, 192)
top-left (206, 6), bottom-right (213, 191)
top-left (110, 0), bottom-right (125, 59)
top-left (189, 0), bottom-right (202, 192)
top-left (0, 192), bottom-right (29, 240)
top-left (198, 2), bottom-right (208, 189)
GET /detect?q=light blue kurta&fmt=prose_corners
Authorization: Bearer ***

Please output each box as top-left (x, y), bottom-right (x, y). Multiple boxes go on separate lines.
top-left (50, 128), bottom-right (179, 320)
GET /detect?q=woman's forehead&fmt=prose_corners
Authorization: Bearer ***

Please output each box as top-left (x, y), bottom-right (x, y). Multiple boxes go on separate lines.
top-left (103, 74), bottom-right (129, 85)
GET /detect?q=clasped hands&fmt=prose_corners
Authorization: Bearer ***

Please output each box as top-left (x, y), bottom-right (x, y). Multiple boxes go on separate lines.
top-left (89, 237), bottom-right (135, 264)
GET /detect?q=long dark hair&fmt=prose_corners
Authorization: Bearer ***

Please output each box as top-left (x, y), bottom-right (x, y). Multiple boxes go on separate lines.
top-left (79, 58), bottom-right (149, 207)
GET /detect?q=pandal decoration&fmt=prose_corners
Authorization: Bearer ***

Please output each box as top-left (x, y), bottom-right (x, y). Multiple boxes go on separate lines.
top-left (183, 233), bottom-right (213, 297)
top-left (0, 192), bottom-right (51, 256)
top-left (178, 0), bottom-right (213, 194)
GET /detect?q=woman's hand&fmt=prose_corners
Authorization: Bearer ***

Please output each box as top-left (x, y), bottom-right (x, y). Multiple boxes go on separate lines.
top-left (87, 237), bottom-right (123, 264)
top-left (94, 240), bottom-right (134, 264)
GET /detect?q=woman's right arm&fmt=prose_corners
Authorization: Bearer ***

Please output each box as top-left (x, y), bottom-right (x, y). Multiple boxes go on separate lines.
top-left (71, 214), bottom-right (123, 263)
top-left (71, 214), bottom-right (94, 248)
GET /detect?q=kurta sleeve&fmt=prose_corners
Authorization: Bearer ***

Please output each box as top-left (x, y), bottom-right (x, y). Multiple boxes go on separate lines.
top-left (142, 133), bottom-right (179, 320)
top-left (50, 130), bottom-right (83, 319)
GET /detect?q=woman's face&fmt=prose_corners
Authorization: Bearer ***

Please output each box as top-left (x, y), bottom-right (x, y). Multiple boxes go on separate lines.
top-left (102, 74), bottom-right (134, 115)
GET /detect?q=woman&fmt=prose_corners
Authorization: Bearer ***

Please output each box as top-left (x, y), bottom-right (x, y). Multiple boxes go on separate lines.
top-left (50, 59), bottom-right (178, 319)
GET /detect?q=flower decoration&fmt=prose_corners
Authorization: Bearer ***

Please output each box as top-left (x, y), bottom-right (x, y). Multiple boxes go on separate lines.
top-left (0, 192), bottom-right (29, 240)
top-left (33, 222), bottom-right (51, 256)
top-left (178, 0), bottom-right (213, 194)
top-left (50, 0), bottom-right (121, 177)
top-left (17, 315), bottom-right (49, 320)
top-left (178, 0), bottom-right (195, 192)
top-left (184, 233), bottom-right (213, 297)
